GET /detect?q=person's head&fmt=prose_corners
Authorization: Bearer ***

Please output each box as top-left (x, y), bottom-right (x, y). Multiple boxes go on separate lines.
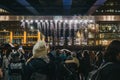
top-left (82, 50), bottom-right (89, 58)
top-left (71, 52), bottom-right (77, 57)
top-left (11, 51), bottom-right (20, 62)
top-left (104, 40), bottom-right (120, 62)
top-left (50, 46), bottom-right (56, 51)
top-left (11, 52), bottom-right (20, 58)
top-left (32, 41), bottom-right (48, 58)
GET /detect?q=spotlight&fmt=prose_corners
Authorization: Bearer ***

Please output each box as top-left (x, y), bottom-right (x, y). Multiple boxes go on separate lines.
top-left (89, 20), bottom-right (94, 23)
top-left (69, 20), bottom-right (73, 23)
top-left (35, 20), bottom-right (38, 23)
top-left (79, 20), bottom-right (83, 23)
top-left (50, 20), bottom-right (53, 23)
top-left (45, 20), bottom-right (48, 22)
top-left (25, 20), bottom-right (29, 23)
top-left (3, 29), bottom-right (6, 32)
top-left (60, 20), bottom-right (63, 22)
top-left (21, 20), bottom-right (24, 22)
top-left (84, 20), bottom-right (88, 23)
top-left (30, 26), bottom-right (34, 30)
top-left (64, 20), bottom-right (68, 23)
top-left (30, 20), bottom-right (33, 23)
top-left (40, 20), bottom-right (43, 22)
top-left (54, 20), bottom-right (58, 22)
top-left (74, 20), bottom-right (78, 23)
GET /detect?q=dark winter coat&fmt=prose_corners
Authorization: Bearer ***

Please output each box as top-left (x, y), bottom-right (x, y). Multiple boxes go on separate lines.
top-left (23, 58), bottom-right (54, 80)
top-left (98, 62), bottom-right (120, 80)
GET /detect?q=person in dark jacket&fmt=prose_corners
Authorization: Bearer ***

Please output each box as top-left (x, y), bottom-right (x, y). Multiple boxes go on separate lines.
top-left (81, 50), bottom-right (91, 80)
top-left (23, 41), bottom-right (54, 80)
top-left (8, 51), bottom-right (25, 80)
top-left (97, 40), bottom-right (120, 80)
top-left (0, 50), bottom-right (3, 68)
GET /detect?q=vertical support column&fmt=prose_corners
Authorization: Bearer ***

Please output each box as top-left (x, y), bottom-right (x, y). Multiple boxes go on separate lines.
top-left (57, 21), bottom-right (60, 46)
top-left (64, 22), bottom-right (69, 47)
top-left (50, 21), bottom-right (55, 46)
top-left (54, 20), bottom-right (58, 46)
top-left (74, 21), bottom-right (77, 46)
top-left (45, 20), bottom-right (49, 43)
top-left (43, 21), bottom-right (46, 41)
top-left (95, 23), bottom-right (99, 45)
top-left (63, 21), bottom-right (66, 47)
top-left (23, 31), bottom-right (26, 44)
top-left (10, 31), bottom-right (13, 43)
top-left (69, 20), bottom-right (72, 46)
top-left (71, 23), bottom-right (74, 46)
top-left (38, 31), bottom-right (41, 41)
top-left (58, 21), bottom-right (61, 46)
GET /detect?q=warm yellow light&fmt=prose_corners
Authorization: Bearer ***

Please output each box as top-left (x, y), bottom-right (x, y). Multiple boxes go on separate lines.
top-left (76, 31), bottom-right (81, 37)
top-left (3, 29), bottom-right (6, 32)
top-left (23, 31), bottom-right (26, 44)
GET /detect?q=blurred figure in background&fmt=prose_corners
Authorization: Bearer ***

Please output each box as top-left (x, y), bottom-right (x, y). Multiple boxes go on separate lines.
top-left (2, 46), bottom-right (12, 80)
top-left (0, 50), bottom-right (3, 79)
top-left (92, 40), bottom-right (120, 80)
top-left (8, 51), bottom-right (25, 80)
top-left (17, 46), bottom-right (25, 61)
top-left (64, 52), bottom-right (80, 80)
top-left (81, 50), bottom-right (91, 80)
top-left (24, 50), bottom-right (33, 61)
top-left (0, 50), bottom-right (3, 68)
top-left (89, 51), bottom-right (98, 70)
top-left (95, 51), bottom-right (104, 67)
top-left (0, 68), bottom-right (3, 79)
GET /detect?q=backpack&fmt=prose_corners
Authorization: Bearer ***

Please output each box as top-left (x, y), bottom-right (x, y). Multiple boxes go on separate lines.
top-left (29, 59), bottom-right (50, 80)
top-left (87, 62), bottom-right (113, 80)
top-left (8, 61), bottom-right (24, 80)
top-left (30, 72), bottom-right (48, 80)
top-left (8, 61), bottom-right (23, 75)
top-left (63, 56), bottom-right (79, 80)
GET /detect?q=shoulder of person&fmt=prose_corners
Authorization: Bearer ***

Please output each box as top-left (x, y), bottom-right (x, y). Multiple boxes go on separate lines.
top-left (28, 58), bottom-right (46, 64)
top-left (27, 58), bottom-right (49, 68)
top-left (100, 62), bottom-right (120, 74)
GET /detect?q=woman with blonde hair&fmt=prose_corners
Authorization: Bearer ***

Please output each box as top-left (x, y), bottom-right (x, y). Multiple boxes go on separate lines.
top-left (23, 41), bottom-right (53, 80)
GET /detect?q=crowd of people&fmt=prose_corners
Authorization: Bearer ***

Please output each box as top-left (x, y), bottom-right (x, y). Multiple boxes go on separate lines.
top-left (0, 40), bottom-right (120, 80)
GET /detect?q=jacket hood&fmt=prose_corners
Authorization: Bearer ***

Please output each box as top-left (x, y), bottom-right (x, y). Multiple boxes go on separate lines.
top-left (32, 41), bottom-right (48, 58)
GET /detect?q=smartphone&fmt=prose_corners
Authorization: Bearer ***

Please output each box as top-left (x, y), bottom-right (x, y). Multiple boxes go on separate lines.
top-left (19, 46), bottom-right (23, 49)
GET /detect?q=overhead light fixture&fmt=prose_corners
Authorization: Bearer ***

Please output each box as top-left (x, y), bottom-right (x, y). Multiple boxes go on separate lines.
top-left (50, 20), bottom-right (53, 22)
top-left (60, 20), bottom-right (63, 22)
top-left (54, 20), bottom-right (58, 22)
top-left (3, 29), bottom-right (6, 32)
top-left (35, 20), bottom-right (38, 23)
top-left (40, 20), bottom-right (43, 22)
top-left (69, 20), bottom-right (73, 23)
top-left (79, 20), bottom-right (82, 23)
top-left (74, 20), bottom-right (78, 23)
top-left (21, 20), bottom-right (24, 22)
top-left (30, 20), bottom-right (33, 23)
top-left (45, 20), bottom-right (48, 22)
top-left (89, 20), bottom-right (93, 23)
top-left (25, 20), bottom-right (29, 23)
top-left (30, 26), bottom-right (34, 30)
top-left (64, 20), bottom-right (68, 23)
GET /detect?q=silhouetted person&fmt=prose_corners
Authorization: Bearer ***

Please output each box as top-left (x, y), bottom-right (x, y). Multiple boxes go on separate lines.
top-left (96, 40), bottom-right (120, 80)
top-left (81, 50), bottom-right (91, 80)
top-left (23, 41), bottom-right (55, 80)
